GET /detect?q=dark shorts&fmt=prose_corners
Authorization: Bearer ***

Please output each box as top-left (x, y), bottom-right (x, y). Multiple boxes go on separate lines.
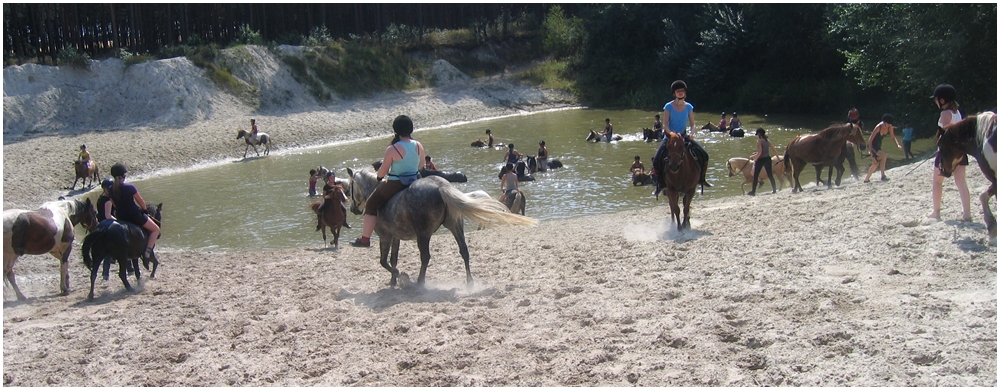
top-left (364, 180), bottom-right (408, 216)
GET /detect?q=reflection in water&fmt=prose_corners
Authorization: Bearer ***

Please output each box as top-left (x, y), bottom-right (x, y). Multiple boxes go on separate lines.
top-left (118, 109), bottom-right (930, 251)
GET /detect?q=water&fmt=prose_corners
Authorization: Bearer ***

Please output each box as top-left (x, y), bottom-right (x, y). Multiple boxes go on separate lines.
top-left (116, 108), bottom-right (932, 251)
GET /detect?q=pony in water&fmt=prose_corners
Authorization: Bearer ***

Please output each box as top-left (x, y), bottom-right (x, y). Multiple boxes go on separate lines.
top-left (419, 168), bottom-right (469, 183)
top-left (936, 111), bottom-right (997, 237)
top-left (3, 198), bottom-right (97, 301)
top-left (348, 166), bottom-right (536, 288)
top-left (236, 129), bottom-right (271, 158)
top-left (632, 169), bottom-right (654, 186)
top-left (783, 123), bottom-right (866, 193)
top-left (81, 203), bottom-right (162, 301)
top-left (311, 188), bottom-right (346, 248)
top-left (653, 131), bottom-right (702, 231)
top-left (525, 156), bottom-right (563, 174)
top-left (71, 160), bottom-right (99, 190)
top-left (726, 156), bottom-right (788, 194)
top-left (586, 130), bottom-right (622, 142)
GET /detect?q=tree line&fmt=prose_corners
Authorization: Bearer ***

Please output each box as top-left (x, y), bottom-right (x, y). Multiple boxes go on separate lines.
top-left (4, 4), bottom-right (995, 133)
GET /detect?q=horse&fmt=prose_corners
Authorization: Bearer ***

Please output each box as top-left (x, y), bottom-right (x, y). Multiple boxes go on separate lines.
top-left (80, 204), bottom-right (162, 301)
top-left (236, 129), bottom-right (271, 158)
top-left (642, 128), bottom-right (664, 142)
top-left (310, 187), bottom-right (346, 248)
top-left (587, 130), bottom-right (622, 142)
top-left (71, 160), bottom-right (99, 190)
top-left (936, 111), bottom-right (998, 237)
top-left (816, 141), bottom-right (862, 187)
top-left (347, 166), bottom-right (536, 288)
top-left (783, 123), bottom-right (866, 193)
top-left (632, 169), bottom-right (654, 186)
top-left (3, 198), bottom-right (97, 301)
top-left (702, 122), bottom-right (725, 132)
top-left (525, 156), bottom-right (563, 174)
top-left (653, 131), bottom-right (702, 231)
top-left (729, 128), bottom-right (745, 138)
top-left (471, 139), bottom-right (487, 148)
top-left (503, 190), bottom-right (527, 215)
top-left (419, 168), bottom-right (469, 183)
top-left (726, 156), bottom-right (788, 194)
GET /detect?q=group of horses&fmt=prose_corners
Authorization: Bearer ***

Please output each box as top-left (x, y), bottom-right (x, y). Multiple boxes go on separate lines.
top-left (3, 197), bottom-right (163, 302)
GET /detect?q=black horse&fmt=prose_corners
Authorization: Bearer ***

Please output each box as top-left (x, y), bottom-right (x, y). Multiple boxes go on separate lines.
top-left (81, 204), bottom-right (162, 301)
top-left (419, 168), bottom-right (469, 183)
top-left (525, 156), bottom-right (563, 174)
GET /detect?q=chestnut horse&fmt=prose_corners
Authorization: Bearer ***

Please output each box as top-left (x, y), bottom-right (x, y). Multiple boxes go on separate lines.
top-left (936, 111), bottom-right (997, 237)
top-left (3, 198), bottom-right (97, 300)
top-left (71, 160), bottom-right (99, 190)
top-left (783, 123), bottom-right (866, 193)
top-left (310, 186), bottom-right (346, 248)
top-left (653, 131), bottom-right (702, 231)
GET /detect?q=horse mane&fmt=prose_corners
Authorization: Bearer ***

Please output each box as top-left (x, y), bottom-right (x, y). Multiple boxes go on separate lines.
top-left (818, 124), bottom-right (854, 141)
top-left (976, 111), bottom-right (997, 146)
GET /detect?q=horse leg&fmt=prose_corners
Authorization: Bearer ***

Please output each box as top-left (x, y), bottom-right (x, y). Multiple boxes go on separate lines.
top-left (118, 259), bottom-right (134, 293)
top-left (667, 191), bottom-right (682, 231)
top-left (682, 191), bottom-right (694, 230)
top-left (56, 245), bottom-right (72, 296)
top-left (447, 220), bottom-right (474, 288)
top-left (379, 238), bottom-right (399, 288)
top-left (263, 142), bottom-right (270, 156)
top-left (243, 144), bottom-right (250, 158)
top-left (332, 225), bottom-right (341, 248)
top-left (981, 182), bottom-right (997, 236)
top-left (792, 160), bottom-right (805, 193)
top-left (416, 235), bottom-right (433, 287)
top-left (834, 164), bottom-right (846, 186)
top-left (4, 252), bottom-right (27, 301)
top-left (826, 166), bottom-right (834, 189)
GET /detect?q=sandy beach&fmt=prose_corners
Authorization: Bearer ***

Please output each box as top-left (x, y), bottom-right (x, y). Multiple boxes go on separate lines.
top-left (3, 50), bottom-right (996, 386)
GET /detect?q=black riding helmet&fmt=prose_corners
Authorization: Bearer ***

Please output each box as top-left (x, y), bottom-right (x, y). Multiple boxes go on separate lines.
top-left (392, 115), bottom-right (414, 137)
top-left (932, 84), bottom-right (956, 102)
top-left (671, 80), bottom-right (687, 93)
top-left (508, 143), bottom-right (514, 149)
top-left (539, 140), bottom-right (545, 146)
top-left (101, 178), bottom-right (114, 190)
top-left (110, 163), bottom-right (127, 177)
top-left (881, 113), bottom-right (893, 125)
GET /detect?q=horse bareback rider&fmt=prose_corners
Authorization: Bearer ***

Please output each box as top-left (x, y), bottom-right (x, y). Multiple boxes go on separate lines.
top-left (351, 115), bottom-right (426, 248)
top-left (652, 80), bottom-right (712, 196)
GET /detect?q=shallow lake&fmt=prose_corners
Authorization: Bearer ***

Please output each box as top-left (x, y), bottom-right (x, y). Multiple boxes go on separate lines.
top-left (112, 108), bottom-right (932, 251)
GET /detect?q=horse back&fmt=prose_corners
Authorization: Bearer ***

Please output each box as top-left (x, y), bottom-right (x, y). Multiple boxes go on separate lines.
top-left (8, 209), bottom-right (71, 256)
top-left (376, 178), bottom-right (449, 240)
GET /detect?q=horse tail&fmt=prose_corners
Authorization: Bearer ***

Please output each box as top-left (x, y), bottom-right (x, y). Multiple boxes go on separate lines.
top-left (437, 185), bottom-right (537, 228)
top-left (81, 227), bottom-right (102, 270)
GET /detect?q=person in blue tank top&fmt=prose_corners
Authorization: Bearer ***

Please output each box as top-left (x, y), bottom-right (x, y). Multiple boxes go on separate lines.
top-left (652, 80), bottom-right (712, 195)
top-left (351, 115), bottom-right (426, 247)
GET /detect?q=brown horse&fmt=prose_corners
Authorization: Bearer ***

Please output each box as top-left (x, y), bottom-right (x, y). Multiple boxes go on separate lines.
top-left (816, 141), bottom-right (862, 187)
top-left (3, 198), bottom-right (97, 301)
top-left (654, 131), bottom-right (702, 231)
top-left (71, 160), bottom-right (99, 190)
top-left (310, 186), bottom-right (346, 247)
top-left (783, 123), bottom-right (866, 193)
top-left (632, 168), bottom-right (654, 186)
top-left (936, 111), bottom-right (997, 237)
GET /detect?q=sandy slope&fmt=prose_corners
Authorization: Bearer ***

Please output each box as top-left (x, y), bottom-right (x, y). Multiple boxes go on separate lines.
top-left (2, 48), bottom-right (996, 386)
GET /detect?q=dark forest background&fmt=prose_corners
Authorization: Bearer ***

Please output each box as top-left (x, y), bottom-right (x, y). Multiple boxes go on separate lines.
top-left (4, 4), bottom-right (995, 134)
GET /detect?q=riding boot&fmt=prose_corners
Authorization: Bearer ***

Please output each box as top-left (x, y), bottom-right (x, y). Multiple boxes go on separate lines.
top-left (341, 205), bottom-right (352, 228)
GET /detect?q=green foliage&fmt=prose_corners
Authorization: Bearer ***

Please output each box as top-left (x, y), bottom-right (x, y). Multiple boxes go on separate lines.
top-left (114, 48), bottom-right (154, 66)
top-left (304, 26), bottom-right (333, 47)
top-left (284, 43), bottom-right (419, 99)
top-left (234, 24), bottom-right (264, 45)
top-left (830, 3), bottom-right (997, 118)
top-left (542, 6), bottom-right (585, 59)
top-left (57, 47), bottom-right (90, 69)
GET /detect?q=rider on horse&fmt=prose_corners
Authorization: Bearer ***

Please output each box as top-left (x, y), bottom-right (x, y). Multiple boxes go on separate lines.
top-left (350, 115), bottom-right (426, 248)
top-left (78, 144), bottom-right (92, 169)
top-left (653, 80), bottom-right (712, 196)
top-left (317, 171), bottom-right (351, 230)
top-left (109, 163), bottom-right (161, 264)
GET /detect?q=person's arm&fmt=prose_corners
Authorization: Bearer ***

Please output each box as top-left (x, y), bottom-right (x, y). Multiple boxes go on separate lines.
top-left (377, 146), bottom-right (395, 180)
top-left (867, 128), bottom-right (878, 154)
top-left (687, 108), bottom-right (696, 137)
top-left (889, 126), bottom-right (901, 149)
top-left (417, 142), bottom-right (426, 170)
top-left (662, 109), bottom-right (671, 133)
top-left (500, 175), bottom-right (507, 191)
top-left (133, 192), bottom-right (147, 211)
top-left (769, 142), bottom-right (779, 158)
top-left (756, 139), bottom-right (765, 159)
top-left (939, 110), bottom-right (953, 128)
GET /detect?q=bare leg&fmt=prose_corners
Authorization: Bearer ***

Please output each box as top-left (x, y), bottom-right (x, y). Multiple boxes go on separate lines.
top-left (954, 165), bottom-right (972, 221)
top-left (929, 168), bottom-right (944, 219)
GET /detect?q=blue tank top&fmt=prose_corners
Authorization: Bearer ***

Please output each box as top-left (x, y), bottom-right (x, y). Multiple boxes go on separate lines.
top-left (388, 140), bottom-right (420, 180)
top-left (664, 101), bottom-right (694, 134)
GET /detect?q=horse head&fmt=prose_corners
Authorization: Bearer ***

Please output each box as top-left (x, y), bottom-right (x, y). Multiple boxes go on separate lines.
top-left (347, 167), bottom-right (378, 215)
top-left (525, 156), bottom-right (537, 172)
top-left (935, 115), bottom-right (981, 178)
top-left (236, 129), bottom-right (248, 140)
top-left (664, 132), bottom-right (688, 172)
top-left (586, 130), bottom-right (598, 142)
top-left (849, 123), bottom-right (866, 151)
top-left (75, 197), bottom-right (99, 232)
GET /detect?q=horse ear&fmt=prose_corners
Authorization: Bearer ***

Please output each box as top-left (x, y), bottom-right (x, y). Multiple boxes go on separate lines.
top-left (347, 168), bottom-right (354, 177)
top-left (157, 202), bottom-right (163, 210)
